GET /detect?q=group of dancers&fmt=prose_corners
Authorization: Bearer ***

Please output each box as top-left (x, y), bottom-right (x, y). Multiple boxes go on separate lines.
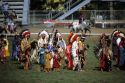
top-left (0, 28), bottom-right (125, 72)
top-left (94, 30), bottom-right (125, 71)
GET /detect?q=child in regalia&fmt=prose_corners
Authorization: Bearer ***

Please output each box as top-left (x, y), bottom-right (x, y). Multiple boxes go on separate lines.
top-left (53, 49), bottom-right (60, 71)
top-left (44, 49), bottom-right (52, 72)
top-left (39, 44), bottom-right (45, 71)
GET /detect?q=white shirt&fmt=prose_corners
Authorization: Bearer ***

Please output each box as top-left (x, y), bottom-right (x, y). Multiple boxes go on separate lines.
top-left (38, 38), bottom-right (47, 48)
top-left (116, 37), bottom-right (121, 46)
top-left (3, 4), bottom-right (8, 11)
top-left (72, 41), bottom-right (78, 58)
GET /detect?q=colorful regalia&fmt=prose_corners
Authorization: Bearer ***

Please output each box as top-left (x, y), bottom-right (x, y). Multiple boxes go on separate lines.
top-left (65, 44), bottom-right (73, 70)
top-left (30, 40), bottom-right (38, 63)
top-left (57, 36), bottom-right (66, 68)
top-left (4, 38), bottom-right (9, 57)
top-left (11, 35), bottom-right (20, 60)
top-left (117, 33), bottom-right (125, 67)
top-left (70, 34), bottom-right (78, 44)
top-left (72, 40), bottom-right (79, 70)
top-left (99, 47), bottom-right (112, 71)
top-left (44, 50), bottom-right (52, 72)
top-left (0, 37), bottom-right (7, 63)
top-left (53, 51), bottom-right (60, 70)
top-left (38, 36), bottom-right (48, 48)
top-left (57, 37), bottom-right (66, 50)
top-left (78, 40), bottom-right (86, 70)
top-left (99, 33), bottom-right (112, 71)
top-left (47, 44), bottom-right (55, 69)
top-left (67, 31), bottom-right (73, 44)
top-left (111, 30), bottom-right (120, 66)
top-left (72, 37), bottom-right (82, 71)
top-left (58, 46), bottom-right (65, 68)
top-left (20, 29), bottom-right (31, 70)
top-left (39, 47), bottom-right (45, 66)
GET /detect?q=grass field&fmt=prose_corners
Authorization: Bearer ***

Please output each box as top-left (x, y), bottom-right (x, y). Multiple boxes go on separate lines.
top-left (1, 25), bottom-right (125, 83)
top-left (0, 34), bottom-right (125, 83)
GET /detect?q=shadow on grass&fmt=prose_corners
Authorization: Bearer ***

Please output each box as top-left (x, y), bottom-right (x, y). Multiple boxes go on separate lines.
top-left (93, 67), bottom-right (100, 71)
top-left (119, 66), bottom-right (125, 71)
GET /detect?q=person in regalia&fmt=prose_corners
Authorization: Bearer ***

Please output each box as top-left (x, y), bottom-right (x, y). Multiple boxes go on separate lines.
top-left (20, 29), bottom-right (31, 70)
top-left (78, 34), bottom-right (88, 71)
top-left (99, 33), bottom-right (112, 72)
top-left (53, 49), bottom-right (60, 71)
top-left (57, 36), bottom-right (66, 69)
top-left (39, 44), bottom-right (45, 71)
top-left (11, 32), bottom-right (20, 60)
top-left (65, 44), bottom-right (73, 70)
top-left (72, 37), bottom-right (81, 71)
top-left (65, 31), bottom-right (74, 70)
top-left (44, 49), bottom-right (52, 72)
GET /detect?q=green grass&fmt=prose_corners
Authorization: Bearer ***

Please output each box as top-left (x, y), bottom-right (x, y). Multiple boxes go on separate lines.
top-left (0, 36), bottom-right (125, 83)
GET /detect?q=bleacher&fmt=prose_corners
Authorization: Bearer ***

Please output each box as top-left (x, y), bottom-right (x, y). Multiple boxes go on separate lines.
top-left (0, 0), bottom-right (24, 24)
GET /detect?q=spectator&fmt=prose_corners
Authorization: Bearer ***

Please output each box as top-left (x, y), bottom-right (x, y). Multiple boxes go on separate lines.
top-left (79, 13), bottom-right (85, 24)
top-left (8, 10), bottom-right (16, 21)
top-left (2, 3), bottom-right (9, 19)
top-left (53, 0), bottom-right (60, 9)
top-left (58, 4), bottom-right (65, 11)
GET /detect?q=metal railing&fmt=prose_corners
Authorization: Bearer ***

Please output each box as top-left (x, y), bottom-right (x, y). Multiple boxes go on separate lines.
top-left (29, 0), bottom-right (88, 24)
top-left (29, 10), bottom-right (125, 28)
top-left (29, 10), bottom-right (125, 23)
top-left (51, 0), bottom-right (83, 19)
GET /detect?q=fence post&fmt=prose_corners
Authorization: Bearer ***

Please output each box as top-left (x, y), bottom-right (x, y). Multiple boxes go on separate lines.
top-left (50, 12), bottom-right (52, 20)
top-left (29, 10), bottom-right (30, 25)
top-left (48, 12), bottom-right (50, 20)
top-left (110, 1), bottom-right (113, 20)
top-left (22, 0), bottom-right (30, 26)
top-left (72, 13), bottom-right (73, 21)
